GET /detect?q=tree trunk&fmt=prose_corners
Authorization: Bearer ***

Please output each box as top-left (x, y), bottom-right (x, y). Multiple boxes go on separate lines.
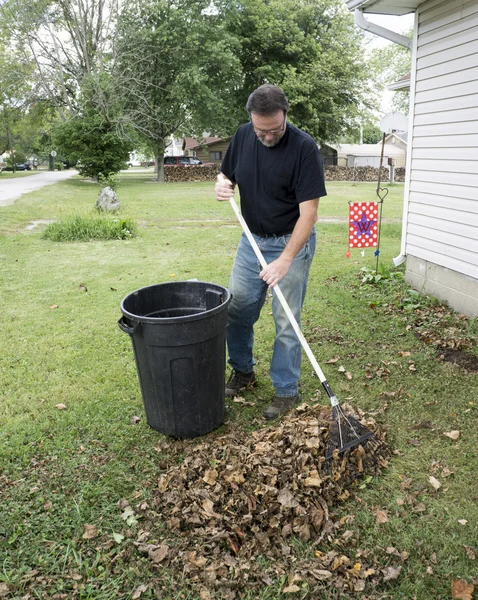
top-left (155, 144), bottom-right (165, 183)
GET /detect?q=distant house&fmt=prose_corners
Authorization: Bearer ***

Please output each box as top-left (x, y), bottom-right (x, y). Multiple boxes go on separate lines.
top-left (347, 0), bottom-right (478, 318)
top-left (182, 136), bottom-right (232, 164)
top-left (321, 137), bottom-right (407, 168)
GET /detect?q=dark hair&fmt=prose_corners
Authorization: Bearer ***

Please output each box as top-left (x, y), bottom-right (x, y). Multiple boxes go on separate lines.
top-left (246, 84), bottom-right (290, 116)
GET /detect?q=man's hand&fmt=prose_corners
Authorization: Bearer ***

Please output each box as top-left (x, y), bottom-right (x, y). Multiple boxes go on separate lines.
top-left (215, 172), bottom-right (235, 202)
top-left (260, 256), bottom-right (293, 288)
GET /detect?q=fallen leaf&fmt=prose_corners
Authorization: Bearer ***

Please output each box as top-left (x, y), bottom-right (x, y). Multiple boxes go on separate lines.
top-left (203, 469), bottom-right (218, 485)
top-left (376, 509), bottom-right (389, 524)
top-left (130, 415), bottom-right (141, 424)
top-left (444, 430), bottom-right (460, 440)
top-left (232, 396), bottom-right (255, 406)
top-left (304, 477), bottom-right (323, 487)
top-left (382, 565), bottom-right (402, 581)
top-left (132, 584), bottom-right (148, 599)
top-left (112, 532), bottom-right (124, 544)
top-left (50, 304), bottom-right (59, 309)
top-left (0, 583), bottom-right (9, 598)
top-left (326, 357), bottom-right (340, 363)
top-left (458, 519), bottom-right (468, 526)
top-left (186, 551), bottom-right (207, 568)
top-left (82, 524), bottom-right (98, 539)
top-left (451, 579), bottom-right (474, 600)
top-left (55, 403), bottom-right (67, 410)
top-left (310, 569), bottom-right (333, 581)
top-left (429, 476), bottom-right (441, 491)
top-left (283, 584), bottom-right (301, 593)
top-left (150, 544), bottom-right (169, 564)
top-left (200, 591), bottom-right (211, 600)
top-left (277, 488), bottom-right (299, 508)
top-left (463, 545), bottom-right (476, 560)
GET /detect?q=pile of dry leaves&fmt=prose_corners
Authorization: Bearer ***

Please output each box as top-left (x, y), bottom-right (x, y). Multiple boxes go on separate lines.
top-left (131, 403), bottom-right (393, 597)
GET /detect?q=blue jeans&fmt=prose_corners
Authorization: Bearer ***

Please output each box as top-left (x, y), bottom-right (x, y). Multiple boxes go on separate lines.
top-left (227, 229), bottom-right (316, 397)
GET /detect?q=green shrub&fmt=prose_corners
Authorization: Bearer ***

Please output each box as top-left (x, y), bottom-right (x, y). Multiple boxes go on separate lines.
top-left (42, 215), bottom-right (138, 242)
top-left (98, 171), bottom-right (120, 191)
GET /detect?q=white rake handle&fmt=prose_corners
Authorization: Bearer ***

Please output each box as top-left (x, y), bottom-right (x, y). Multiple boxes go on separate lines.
top-left (229, 197), bottom-right (328, 385)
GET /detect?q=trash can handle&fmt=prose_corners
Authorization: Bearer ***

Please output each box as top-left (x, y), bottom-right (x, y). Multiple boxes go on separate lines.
top-left (118, 316), bottom-right (140, 335)
top-left (206, 288), bottom-right (224, 310)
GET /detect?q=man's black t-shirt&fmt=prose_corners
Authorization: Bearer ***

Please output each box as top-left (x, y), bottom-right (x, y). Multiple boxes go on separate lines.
top-left (221, 122), bottom-right (327, 235)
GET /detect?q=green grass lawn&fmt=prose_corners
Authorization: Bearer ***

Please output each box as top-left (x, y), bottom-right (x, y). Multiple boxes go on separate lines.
top-left (0, 170), bottom-right (42, 179)
top-left (0, 173), bottom-right (476, 599)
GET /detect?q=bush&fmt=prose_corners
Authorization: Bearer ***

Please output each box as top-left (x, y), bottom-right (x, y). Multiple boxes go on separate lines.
top-left (42, 215), bottom-right (138, 242)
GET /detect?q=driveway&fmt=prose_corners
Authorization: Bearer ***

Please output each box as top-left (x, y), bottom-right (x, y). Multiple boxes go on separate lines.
top-left (0, 170), bottom-right (78, 207)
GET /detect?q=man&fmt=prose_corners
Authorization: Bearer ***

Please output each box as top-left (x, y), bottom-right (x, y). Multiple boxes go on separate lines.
top-left (215, 84), bottom-right (326, 419)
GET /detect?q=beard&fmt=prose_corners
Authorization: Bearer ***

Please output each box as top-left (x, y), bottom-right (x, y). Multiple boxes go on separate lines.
top-left (257, 134), bottom-right (282, 148)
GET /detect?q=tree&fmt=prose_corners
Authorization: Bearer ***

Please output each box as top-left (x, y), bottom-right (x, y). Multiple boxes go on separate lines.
top-left (54, 75), bottom-right (132, 179)
top-left (369, 31), bottom-right (413, 114)
top-left (0, 0), bottom-right (122, 116)
top-left (222, 0), bottom-right (377, 143)
top-left (114, 0), bottom-right (243, 182)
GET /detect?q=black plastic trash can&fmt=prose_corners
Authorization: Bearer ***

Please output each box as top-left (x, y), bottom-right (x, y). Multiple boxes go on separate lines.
top-left (118, 281), bottom-right (231, 438)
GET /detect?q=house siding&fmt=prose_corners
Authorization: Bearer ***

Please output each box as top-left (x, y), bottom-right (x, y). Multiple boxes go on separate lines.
top-left (406, 0), bottom-right (478, 301)
top-left (194, 140), bottom-right (231, 164)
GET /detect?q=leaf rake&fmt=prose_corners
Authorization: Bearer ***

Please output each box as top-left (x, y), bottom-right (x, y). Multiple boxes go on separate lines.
top-left (229, 197), bottom-right (376, 459)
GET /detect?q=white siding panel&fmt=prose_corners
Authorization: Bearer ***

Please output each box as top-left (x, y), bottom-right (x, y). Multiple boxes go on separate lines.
top-left (414, 121), bottom-right (478, 137)
top-left (413, 133), bottom-right (478, 148)
top-left (410, 168), bottom-right (478, 187)
top-left (408, 225), bottom-right (478, 255)
top-left (416, 66), bottom-right (478, 93)
top-left (414, 108), bottom-right (478, 126)
top-left (418, 0), bottom-right (478, 34)
top-left (418, 55), bottom-right (478, 81)
top-left (417, 41), bottom-right (478, 70)
top-left (412, 146), bottom-right (478, 160)
top-left (409, 180), bottom-right (478, 202)
top-left (409, 205), bottom-right (478, 230)
top-left (406, 0), bottom-right (478, 291)
top-left (416, 81), bottom-right (478, 103)
top-left (417, 25), bottom-right (478, 59)
top-left (405, 244), bottom-right (478, 279)
top-left (414, 94), bottom-right (478, 115)
top-left (418, 11), bottom-right (478, 47)
top-left (409, 213), bottom-right (478, 247)
top-left (409, 189), bottom-right (478, 212)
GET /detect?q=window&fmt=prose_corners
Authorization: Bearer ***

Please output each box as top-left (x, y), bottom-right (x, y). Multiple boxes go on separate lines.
top-left (210, 151), bottom-right (222, 161)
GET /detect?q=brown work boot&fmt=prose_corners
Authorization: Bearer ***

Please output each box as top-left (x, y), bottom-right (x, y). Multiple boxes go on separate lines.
top-left (263, 394), bottom-right (300, 420)
top-left (225, 369), bottom-right (256, 397)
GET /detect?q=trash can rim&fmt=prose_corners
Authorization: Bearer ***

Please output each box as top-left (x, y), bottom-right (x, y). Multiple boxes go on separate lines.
top-left (120, 280), bottom-right (231, 325)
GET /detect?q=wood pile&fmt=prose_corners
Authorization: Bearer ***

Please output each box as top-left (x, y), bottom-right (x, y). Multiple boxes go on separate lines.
top-left (162, 164), bottom-right (405, 183)
top-left (164, 165), bottom-right (220, 183)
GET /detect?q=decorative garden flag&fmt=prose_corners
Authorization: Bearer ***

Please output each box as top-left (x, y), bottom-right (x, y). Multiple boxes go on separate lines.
top-left (348, 202), bottom-right (379, 249)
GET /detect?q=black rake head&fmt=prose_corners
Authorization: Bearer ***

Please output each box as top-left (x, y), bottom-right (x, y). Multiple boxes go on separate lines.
top-left (325, 405), bottom-right (376, 460)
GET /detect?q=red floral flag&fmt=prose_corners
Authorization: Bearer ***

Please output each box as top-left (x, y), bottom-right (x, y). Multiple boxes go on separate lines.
top-left (348, 202), bottom-right (379, 249)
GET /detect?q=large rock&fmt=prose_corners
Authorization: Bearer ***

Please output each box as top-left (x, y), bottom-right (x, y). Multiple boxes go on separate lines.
top-left (96, 186), bottom-right (121, 211)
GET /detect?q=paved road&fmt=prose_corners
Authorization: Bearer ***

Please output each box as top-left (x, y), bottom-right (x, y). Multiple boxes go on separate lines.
top-left (0, 170), bottom-right (78, 207)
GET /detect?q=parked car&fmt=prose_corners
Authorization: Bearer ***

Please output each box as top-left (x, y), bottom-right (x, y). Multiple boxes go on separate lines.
top-left (15, 163), bottom-right (32, 171)
top-left (164, 156), bottom-right (203, 165)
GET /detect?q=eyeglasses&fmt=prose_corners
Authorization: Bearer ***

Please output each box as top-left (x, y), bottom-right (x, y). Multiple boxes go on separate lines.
top-left (251, 119), bottom-right (286, 136)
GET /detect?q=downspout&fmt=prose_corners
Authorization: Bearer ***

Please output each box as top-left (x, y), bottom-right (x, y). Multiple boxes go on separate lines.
top-left (353, 8), bottom-right (416, 266)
